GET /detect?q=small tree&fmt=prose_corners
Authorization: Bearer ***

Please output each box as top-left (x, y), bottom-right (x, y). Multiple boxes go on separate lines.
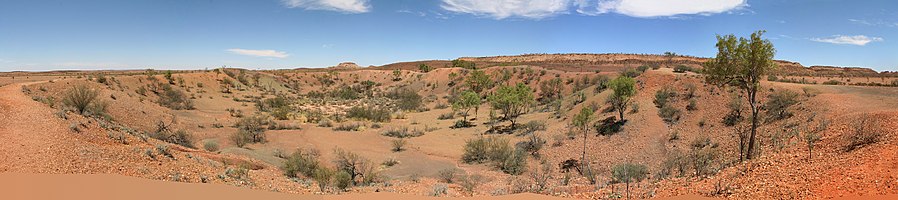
top-left (612, 163), bottom-right (648, 200)
top-left (539, 77), bottom-right (563, 103)
top-left (703, 30), bottom-right (777, 160)
top-left (572, 107), bottom-right (593, 167)
top-left (164, 70), bottom-right (174, 84)
top-left (452, 90), bottom-right (481, 121)
top-left (488, 83), bottom-right (535, 129)
top-left (392, 69), bottom-right (402, 81)
top-left (607, 76), bottom-right (637, 121)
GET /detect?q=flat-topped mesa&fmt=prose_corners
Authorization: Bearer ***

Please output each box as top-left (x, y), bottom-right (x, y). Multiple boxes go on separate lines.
top-left (328, 62), bottom-right (363, 70)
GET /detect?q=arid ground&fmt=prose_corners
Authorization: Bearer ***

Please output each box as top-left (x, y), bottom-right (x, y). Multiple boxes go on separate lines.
top-left (2, 54), bottom-right (897, 200)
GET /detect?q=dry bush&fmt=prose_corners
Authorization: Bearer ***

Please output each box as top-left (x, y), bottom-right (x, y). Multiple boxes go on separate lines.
top-left (63, 84), bottom-right (107, 117)
top-left (382, 126), bottom-right (424, 138)
top-left (765, 89), bottom-right (799, 121)
top-left (459, 174), bottom-right (484, 195)
top-left (438, 168), bottom-right (458, 183)
top-left (843, 115), bottom-right (881, 152)
top-left (391, 139), bottom-right (406, 152)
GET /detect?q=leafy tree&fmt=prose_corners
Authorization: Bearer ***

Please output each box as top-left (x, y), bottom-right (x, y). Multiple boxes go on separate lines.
top-left (418, 64), bottom-right (433, 73)
top-left (703, 30), bottom-right (777, 160)
top-left (466, 70), bottom-right (493, 115)
top-left (452, 90), bottom-right (481, 122)
top-left (488, 83), bottom-right (534, 129)
top-left (572, 107), bottom-right (593, 176)
top-left (607, 76), bottom-right (637, 121)
top-left (466, 70), bottom-right (493, 95)
top-left (612, 163), bottom-right (648, 200)
top-left (664, 51), bottom-right (677, 67)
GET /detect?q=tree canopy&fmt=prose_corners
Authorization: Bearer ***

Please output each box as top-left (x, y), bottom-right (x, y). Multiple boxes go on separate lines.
top-left (453, 90), bottom-right (481, 121)
top-left (607, 76), bottom-right (637, 121)
top-left (488, 83), bottom-right (534, 129)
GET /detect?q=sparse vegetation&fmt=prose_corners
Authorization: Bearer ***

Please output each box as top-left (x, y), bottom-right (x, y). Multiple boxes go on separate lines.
top-left (611, 163), bottom-right (648, 200)
top-left (381, 126), bottom-right (423, 138)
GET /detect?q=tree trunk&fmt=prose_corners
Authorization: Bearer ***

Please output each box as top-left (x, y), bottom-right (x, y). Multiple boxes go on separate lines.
top-left (626, 182), bottom-right (630, 200)
top-left (746, 89), bottom-right (758, 160)
top-left (582, 125), bottom-right (588, 167)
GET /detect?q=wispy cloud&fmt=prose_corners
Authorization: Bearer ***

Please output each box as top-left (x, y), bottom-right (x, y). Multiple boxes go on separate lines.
top-left (226, 49), bottom-right (289, 58)
top-left (439, 0), bottom-right (746, 19)
top-left (281, 0), bottom-right (370, 13)
top-left (440, 0), bottom-right (570, 19)
top-left (811, 35), bottom-right (883, 46)
top-left (575, 0), bottom-right (747, 18)
top-left (848, 18), bottom-right (898, 28)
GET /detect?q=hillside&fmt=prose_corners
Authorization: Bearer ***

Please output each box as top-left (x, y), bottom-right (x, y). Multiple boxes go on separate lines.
top-left (1, 56), bottom-right (897, 200)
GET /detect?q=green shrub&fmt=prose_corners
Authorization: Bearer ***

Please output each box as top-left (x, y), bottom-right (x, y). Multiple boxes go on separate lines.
top-left (387, 88), bottom-right (423, 111)
top-left (451, 119), bottom-right (473, 128)
top-left (203, 141), bottom-right (219, 152)
top-left (158, 85), bottom-right (194, 110)
top-left (767, 75), bottom-right (779, 81)
top-left (313, 168), bottom-right (334, 192)
top-left (63, 84), bottom-right (101, 116)
top-left (653, 87), bottom-right (677, 108)
top-left (346, 106), bottom-right (391, 122)
top-left (659, 105), bottom-right (682, 125)
top-left (461, 137), bottom-right (526, 175)
top-left (334, 171), bottom-right (352, 191)
top-left (283, 148), bottom-right (321, 178)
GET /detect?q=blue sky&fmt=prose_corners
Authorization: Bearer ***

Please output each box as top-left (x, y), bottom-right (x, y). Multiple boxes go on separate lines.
top-left (0, 0), bottom-right (896, 71)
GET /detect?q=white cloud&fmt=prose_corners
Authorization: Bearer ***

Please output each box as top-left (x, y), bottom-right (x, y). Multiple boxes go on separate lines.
top-left (281, 0), bottom-right (370, 13)
top-left (575, 0), bottom-right (746, 18)
top-left (226, 49), bottom-right (289, 58)
top-left (811, 35), bottom-right (883, 46)
top-left (440, 0), bottom-right (570, 19)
